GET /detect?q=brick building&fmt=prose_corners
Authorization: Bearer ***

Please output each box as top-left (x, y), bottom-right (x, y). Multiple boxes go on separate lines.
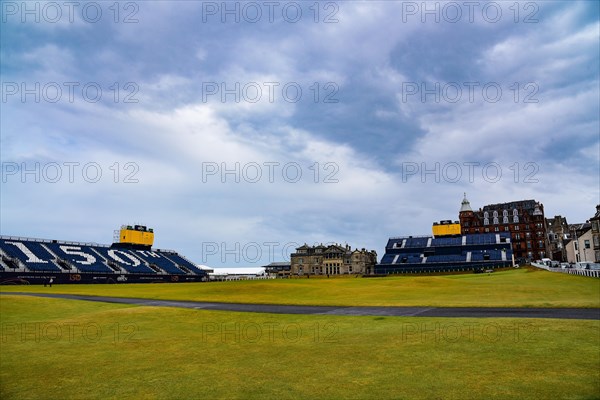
top-left (458, 194), bottom-right (548, 261)
top-left (290, 244), bottom-right (377, 276)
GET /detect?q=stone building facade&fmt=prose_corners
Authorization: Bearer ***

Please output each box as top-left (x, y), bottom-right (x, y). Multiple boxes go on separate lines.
top-left (546, 215), bottom-right (570, 262)
top-left (290, 244), bottom-right (377, 276)
top-left (589, 205), bottom-right (600, 262)
top-left (458, 194), bottom-right (548, 261)
top-left (565, 223), bottom-right (594, 264)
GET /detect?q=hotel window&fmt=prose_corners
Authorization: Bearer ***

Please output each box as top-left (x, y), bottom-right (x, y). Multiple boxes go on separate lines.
top-left (485, 228), bottom-right (490, 232)
top-left (539, 241), bottom-right (544, 248)
top-left (515, 233), bottom-right (520, 240)
top-left (493, 211), bottom-right (498, 218)
top-left (527, 241), bottom-right (532, 249)
top-left (493, 217), bottom-right (499, 225)
top-left (484, 218), bottom-right (489, 225)
top-left (585, 240), bottom-right (591, 249)
top-left (505, 226), bottom-right (509, 231)
top-left (513, 209), bottom-right (518, 216)
top-left (495, 227), bottom-right (499, 232)
top-left (484, 211), bottom-right (489, 218)
top-left (515, 226), bottom-right (519, 230)
top-left (513, 216), bottom-right (519, 223)
top-left (503, 216), bottom-right (509, 224)
top-left (503, 210), bottom-right (508, 217)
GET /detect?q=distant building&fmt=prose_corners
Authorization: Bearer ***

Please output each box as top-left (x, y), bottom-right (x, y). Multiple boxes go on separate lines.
top-left (589, 205), bottom-right (600, 262)
top-left (263, 262), bottom-right (291, 277)
top-left (565, 223), bottom-right (594, 263)
top-left (458, 194), bottom-right (548, 261)
top-left (564, 205), bottom-right (600, 264)
top-left (546, 215), bottom-right (570, 262)
top-left (290, 244), bottom-right (377, 276)
top-left (207, 267), bottom-right (269, 281)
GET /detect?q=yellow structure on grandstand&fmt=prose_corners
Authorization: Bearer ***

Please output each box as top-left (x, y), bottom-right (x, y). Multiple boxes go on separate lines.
top-left (118, 225), bottom-right (154, 247)
top-left (432, 220), bottom-right (461, 237)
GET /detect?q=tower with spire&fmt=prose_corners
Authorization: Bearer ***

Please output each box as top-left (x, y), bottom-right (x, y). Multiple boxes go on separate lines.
top-left (460, 192), bottom-right (472, 213)
top-left (458, 193), bottom-right (473, 233)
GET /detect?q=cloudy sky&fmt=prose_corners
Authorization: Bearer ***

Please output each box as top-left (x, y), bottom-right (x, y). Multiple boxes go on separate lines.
top-left (1, 1), bottom-right (598, 267)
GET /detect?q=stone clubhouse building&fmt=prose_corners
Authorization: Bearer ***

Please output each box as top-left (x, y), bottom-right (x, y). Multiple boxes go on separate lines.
top-left (290, 243), bottom-right (377, 276)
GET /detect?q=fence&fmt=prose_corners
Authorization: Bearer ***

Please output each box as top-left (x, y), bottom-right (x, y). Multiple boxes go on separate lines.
top-left (530, 262), bottom-right (600, 278)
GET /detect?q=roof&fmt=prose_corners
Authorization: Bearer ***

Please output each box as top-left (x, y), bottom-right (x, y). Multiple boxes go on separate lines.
top-left (325, 245), bottom-right (347, 253)
top-left (569, 223), bottom-right (592, 233)
top-left (264, 262), bottom-right (291, 267)
top-left (592, 205), bottom-right (600, 220)
top-left (482, 199), bottom-right (539, 211)
top-left (460, 193), bottom-right (472, 212)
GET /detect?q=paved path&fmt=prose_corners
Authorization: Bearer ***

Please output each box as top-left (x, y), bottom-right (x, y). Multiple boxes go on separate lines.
top-left (3, 292), bottom-right (599, 319)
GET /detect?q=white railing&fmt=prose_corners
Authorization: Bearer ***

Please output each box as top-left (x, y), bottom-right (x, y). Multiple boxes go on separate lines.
top-left (209, 275), bottom-right (275, 281)
top-left (531, 262), bottom-right (599, 278)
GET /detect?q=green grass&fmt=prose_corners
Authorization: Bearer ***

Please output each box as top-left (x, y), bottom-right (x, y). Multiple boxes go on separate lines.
top-left (2, 267), bottom-right (599, 308)
top-left (1, 295), bottom-right (598, 400)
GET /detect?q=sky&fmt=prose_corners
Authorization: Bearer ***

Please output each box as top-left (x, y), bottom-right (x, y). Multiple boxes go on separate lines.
top-left (1, 0), bottom-right (599, 267)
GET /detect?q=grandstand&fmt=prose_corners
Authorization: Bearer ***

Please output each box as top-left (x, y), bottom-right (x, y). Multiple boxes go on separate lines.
top-left (0, 226), bottom-right (212, 284)
top-left (376, 232), bottom-right (514, 274)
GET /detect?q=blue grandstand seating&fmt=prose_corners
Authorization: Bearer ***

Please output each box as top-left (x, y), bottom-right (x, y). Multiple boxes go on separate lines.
top-left (426, 254), bottom-right (465, 263)
top-left (380, 254), bottom-right (396, 264)
top-left (376, 232), bottom-right (513, 274)
top-left (431, 237), bottom-right (463, 247)
top-left (44, 242), bottom-right (113, 273)
top-left (0, 240), bottom-right (62, 272)
top-left (0, 235), bottom-right (209, 283)
top-left (465, 233), bottom-right (500, 245)
top-left (160, 252), bottom-right (207, 275)
top-left (133, 250), bottom-right (186, 274)
top-left (387, 239), bottom-right (404, 249)
top-left (404, 237), bottom-right (429, 248)
top-left (468, 250), bottom-right (508, 262)
top-left (470, 252), bottom-right (484, 261)
top-left (93, 248), bottom-right (156, 274)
